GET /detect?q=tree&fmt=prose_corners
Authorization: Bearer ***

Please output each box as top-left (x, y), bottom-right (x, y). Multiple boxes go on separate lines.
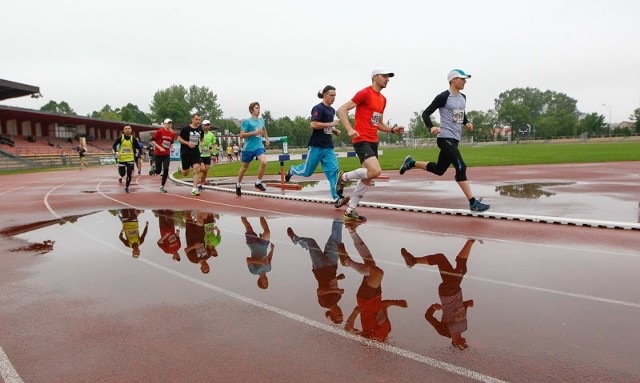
top-left (407, 111), bottom-right (428, 138)
top-left (121, 103), bottom-right (152, 124)
top-left (631, 108), bottom-right (640, 133)
top-left (576, 113), bottom-right (607, 136)
top-left (466, 110), bottom-right (497, 141)
top-left (149, 85), bottom-right (192, 124)
top-left (91, 105), bottom-right (122, 121)
top-left (149, 84), bottom-right (223, 124)
top-left (40, 100), bottom-right (76, 116)
top-left (494, 87), bottom-right (578, 138)
top-left (187, 85), bottom-right (222, 121)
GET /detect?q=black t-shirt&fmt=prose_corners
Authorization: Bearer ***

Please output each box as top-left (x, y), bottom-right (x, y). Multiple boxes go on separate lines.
top-left (179, 125), bottom-right (204, 154)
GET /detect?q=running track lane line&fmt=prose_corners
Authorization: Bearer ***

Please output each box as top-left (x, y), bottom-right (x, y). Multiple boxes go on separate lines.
top-left (131, 179), bottom-right (640, 307)
top-left (46, 183), bottom-right (510, 383)
top-left (0, 347), bottom-right (23, 383)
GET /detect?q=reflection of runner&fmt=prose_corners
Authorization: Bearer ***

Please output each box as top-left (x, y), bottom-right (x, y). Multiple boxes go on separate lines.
top-left (287, 220), bottom-right (345, 323)
top-left (341, 222), bottom-right (407, 341)
top-left (184, 212), bottom-right (217, 274)
top-left (400, 238), bottom-right (479, 350)
top-left (241, 217), bottom-right (275, 289)
top-left (117, 208), bottom-right (148, 258)
top-left (155, 209), bottom-right (181, 261)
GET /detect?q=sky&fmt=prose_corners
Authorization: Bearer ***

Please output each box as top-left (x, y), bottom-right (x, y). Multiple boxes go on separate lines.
top-left (2, 0), bottom-right (639, 126)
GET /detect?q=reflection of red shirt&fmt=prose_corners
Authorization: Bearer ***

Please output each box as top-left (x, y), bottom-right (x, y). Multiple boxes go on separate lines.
top-left (158, 232), bottom-right (181, 254)
top-left (152, 129), bottom-right (177, 156)
top-left (357, 294), bottom-right (391, 341)
top-left (351, 86), bottom-right (387, 144)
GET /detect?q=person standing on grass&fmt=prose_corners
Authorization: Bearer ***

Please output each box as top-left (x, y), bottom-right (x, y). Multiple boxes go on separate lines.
top-left (177, 113), bottom-right (205, 196)
top-left (399, 69), bottom-right (490, 212)
top-left (235, 102), bottom-right (270, 196)
top-left (112, 124), bottom-right (141, 193)
top-left (198, 119), bottom-right (217, 190)
top-left (151, 118), bottom-right (177, 193)
top-left (335, 67), bottom-right (405, 222)
top-left (285, 85), bottom-right (349, 208)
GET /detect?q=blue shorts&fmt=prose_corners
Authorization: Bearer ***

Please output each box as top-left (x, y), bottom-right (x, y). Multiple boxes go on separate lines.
top-left (241, 148), bottom-right (266, 163)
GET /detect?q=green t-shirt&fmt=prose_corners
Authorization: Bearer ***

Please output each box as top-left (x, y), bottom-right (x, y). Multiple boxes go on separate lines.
top-left (200, 131), bottom-right (217, 157)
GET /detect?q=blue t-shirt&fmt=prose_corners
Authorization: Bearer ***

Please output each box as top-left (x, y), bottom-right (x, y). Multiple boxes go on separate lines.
top-left (241, 117), bottom-right (265, 152)
top-left (309, 102), bottom-right (335, 148)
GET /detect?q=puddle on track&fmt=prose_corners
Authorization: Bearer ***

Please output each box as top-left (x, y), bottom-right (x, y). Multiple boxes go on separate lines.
top-left (6, 209), bottom-right (640, 381)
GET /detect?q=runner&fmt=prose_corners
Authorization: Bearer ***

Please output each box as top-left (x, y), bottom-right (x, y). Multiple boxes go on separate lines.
top-left (235, 102), bottom-right (270, 196)
top-left (151, 118), bottom-right (177, 193)
top-left (335, 68), bottom-right (405, 222)
top-left (112, 124), bottom-right (141, 193)
top-left (286, 85), bottom-right (349, 208)
top-left (399, 69), bottom-right (490, 212)
top-left (198, 119), bottom-right (217, 190)
top-left (177, 113), bottom-right (205, 196)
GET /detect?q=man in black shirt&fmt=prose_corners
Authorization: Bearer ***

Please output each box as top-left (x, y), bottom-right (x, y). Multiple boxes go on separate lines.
top-left (177, 113), bottom-right (205, 196)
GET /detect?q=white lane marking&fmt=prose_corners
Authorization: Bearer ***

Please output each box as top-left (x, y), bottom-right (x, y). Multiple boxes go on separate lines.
top-left (0, 347), bottom-right (23, 383)
top-left (0, 186), bottom-right (24, 196)
top-left (372, 259), bottom-right (640, 309)
top-left (45, 185), bottom-right (509, 383)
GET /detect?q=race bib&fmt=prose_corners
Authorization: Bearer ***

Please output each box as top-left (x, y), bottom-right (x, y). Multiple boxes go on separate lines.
top-left (161, 140), bottom-right (171, 148)
top-left (371, 112), bottom-right (382, 126)
top-left (452, 109), bottom-right (465, 123)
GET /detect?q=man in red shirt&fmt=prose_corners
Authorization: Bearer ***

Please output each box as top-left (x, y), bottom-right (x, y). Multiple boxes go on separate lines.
top-left (336, 67), bottom-right (405, 222)
top-left (151, 118), bottom-right (178, 193)
top-left (156, 209), bottom-right (182, 261)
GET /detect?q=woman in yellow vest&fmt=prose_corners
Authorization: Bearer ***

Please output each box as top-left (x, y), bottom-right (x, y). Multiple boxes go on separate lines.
top-left (112, 125), bottom-right (142, 193)
top-left (117, 208), bottom-right (149, 258)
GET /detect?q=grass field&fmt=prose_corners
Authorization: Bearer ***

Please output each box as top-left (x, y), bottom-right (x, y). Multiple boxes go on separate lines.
top-left (2, 141), bottom-right (638, 177)
top-left (182, 141), bottom-right (640, 178)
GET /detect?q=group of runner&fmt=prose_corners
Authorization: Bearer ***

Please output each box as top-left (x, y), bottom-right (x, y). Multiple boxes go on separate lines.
top-left (112, 66), bottom-right (490, 216)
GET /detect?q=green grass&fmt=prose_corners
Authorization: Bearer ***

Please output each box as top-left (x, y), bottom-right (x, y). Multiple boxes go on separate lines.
top-left (2, 141), bottom-right (638, 177)
top-left (174, 141), bottom-right (640, 178)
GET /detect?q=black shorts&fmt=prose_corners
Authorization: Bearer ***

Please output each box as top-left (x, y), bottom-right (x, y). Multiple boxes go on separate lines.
top-left (181, 151), bottom-right (202, 170)
top-left (357, 278), bottom-right (382, 300)
top-left (353, 141), bottom-right (378, 164)
top-left (201, 156), bottom-right (212, 165)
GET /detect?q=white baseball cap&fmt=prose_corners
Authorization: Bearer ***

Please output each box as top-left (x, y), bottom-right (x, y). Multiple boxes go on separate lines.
top-left (163, 118), bottom-right (172, 124)
top-left (371, 67), bottom-right (395, 78)
top-left (447, 69), bottom-right (471, 82)
top-left (202, 120), bottom-right (211, 125)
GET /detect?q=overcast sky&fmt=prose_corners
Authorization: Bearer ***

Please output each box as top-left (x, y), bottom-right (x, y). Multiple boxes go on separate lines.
top-left (3, 0), bottom-right (639, 126)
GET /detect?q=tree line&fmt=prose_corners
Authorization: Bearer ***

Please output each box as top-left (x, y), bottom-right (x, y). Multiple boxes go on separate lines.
top-left (40, 85), bottom-right (639, 146)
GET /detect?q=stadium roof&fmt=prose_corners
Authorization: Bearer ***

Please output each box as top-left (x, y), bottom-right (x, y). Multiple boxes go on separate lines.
top-left (0, 79), bottom-right (41, 101)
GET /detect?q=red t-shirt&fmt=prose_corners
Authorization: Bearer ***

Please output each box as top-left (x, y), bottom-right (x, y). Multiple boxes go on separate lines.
top-left (158, 231), bottom-right (181, 254)
top-left (357, 294), bottom-right (391, 341)
top-left (152, 128), bottom-right (177, 156)
top-left (351, 86), bottom-right (387, 144)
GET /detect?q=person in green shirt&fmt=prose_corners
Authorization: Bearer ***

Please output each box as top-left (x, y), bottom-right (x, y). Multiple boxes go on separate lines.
top-left (198, 120), bottom-right (217, 190)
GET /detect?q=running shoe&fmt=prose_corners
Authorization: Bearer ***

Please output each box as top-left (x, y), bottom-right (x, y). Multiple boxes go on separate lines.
top-left (334, 196), bottom-right (350, 208)
top-left (191, 188), bottom-right (200, 196)
top-left (335, 171), bottom-right (346, 196)
top-left (343, 210), bottom-right (366, 222)
top-left (118, 177), bottom-right (122, 184)
top-left (198, 184), bottom-right (204, 191)
top-left (160, 186), bottom-right (167, 193)
top-left (286, 227), bottom-right (299, 244)
top-left (470, 200), bottom-right (490, 212)
top-left (400, 248), bottom-right (417, 269)
top-left (285, 169), bottom-right (293, 183)
top-left (255, 182), bottom-right (266, 191)
top-left (235, 185), bottom-right (242, 196)
top-left (124, 187), bottom-right (129, 193)
top-left (138, 169), bottom-right (141, 175)
top-left (399, 155), bottom-right (414, 175)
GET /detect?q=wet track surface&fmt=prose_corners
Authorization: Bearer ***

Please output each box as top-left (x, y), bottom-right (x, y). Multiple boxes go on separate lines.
top-left (1, 162), bottom-right (639, 382)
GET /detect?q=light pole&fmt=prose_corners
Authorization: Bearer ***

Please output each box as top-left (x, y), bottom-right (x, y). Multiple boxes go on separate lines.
top-left (602, 103), bottom-right (612, 138)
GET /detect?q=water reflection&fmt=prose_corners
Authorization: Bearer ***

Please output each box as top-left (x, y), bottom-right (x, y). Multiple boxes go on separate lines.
top-left (286, 220), bottom-right (345, 324)
top-left (494, 182), bottom-right (574, 199)
top-left (154, 209), bottom-right (182, 262)
top-left (116, 209), bottom-right (149, 258)
top-left (400, 239), bottom-right (480, 350)
top-left (241, 217), bottom-right (275, 289)
top-left (341, 222), bottom-right (407, 341)
top-left (185, 212), bottom-right (219, 273)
